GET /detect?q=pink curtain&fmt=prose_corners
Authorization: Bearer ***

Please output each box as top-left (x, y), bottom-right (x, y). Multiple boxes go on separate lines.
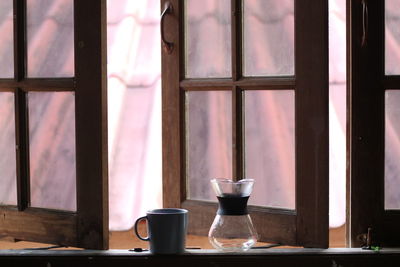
top-left (107, 0), bottom-right (162, 230)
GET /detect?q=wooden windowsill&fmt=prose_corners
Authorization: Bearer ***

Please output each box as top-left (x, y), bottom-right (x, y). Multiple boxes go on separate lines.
top-left (0, 226), bottom-right (398, 266)
top-left (1, 247), bottom-right (399, 255)
top-left (0, 247), bottom-right (400, 267)
top-left (0, 225), bottom-right (345, 250)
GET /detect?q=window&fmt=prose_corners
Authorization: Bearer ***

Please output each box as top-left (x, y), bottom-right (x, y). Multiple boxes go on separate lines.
top-left (2, 0), bottom-right (398, 251)
top-left (162, 0), bottom-right (329, 247)
top-left (348, 0), bottom-right (400, 247)
top-left (0, 0), bottom-right (108, 249)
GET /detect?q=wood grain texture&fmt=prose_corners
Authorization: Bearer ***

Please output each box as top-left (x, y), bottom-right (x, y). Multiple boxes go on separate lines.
top-left (13, 0), bottom-right (25, 82)
top-left (0, 0), bottom-right (108, 250)
top-left (232, 86), bottom-right (243, 181)
top-left (231, 0), bottom-right (242, 82)
top-left (74, 0), bottom-right (109, 249)
top-left (0, 207), bottom-right (77, 246)
top-left (348, 0), bottom-right (400, 247)
top-left (162, 0), bottom-right (184, 208)
top-left (2, 247), bottom-right (400, 267)
top-left (179, 77), bottom-right (295, 90)
top-left (14, 89), bottom-right (29, 211)
top-left (162, 0), bottom-right (329, 248)
top-left (0, 226), bottom-right (345, 250)
top-left (295, 0), bottom-right (329, 248)
top-left (384, 75), bottom-right (400, 89)
top-left (0, 79), bottom-right (74, 90)
top-left (348, 0), bottom-right (384, 247)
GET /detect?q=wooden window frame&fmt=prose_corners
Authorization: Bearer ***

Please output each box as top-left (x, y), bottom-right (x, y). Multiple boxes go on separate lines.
top-left (162, 0), bottom-right (329, 248)
top-left (2, 249), bottom-right (400, 266)
top-left (0, 0), bottom-right (108, 249)
top-left (348, 0), bottom-right (400, 247)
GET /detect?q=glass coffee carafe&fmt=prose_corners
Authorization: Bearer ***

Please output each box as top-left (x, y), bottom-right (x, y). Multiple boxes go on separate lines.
top-left (208, 178), bottom-right (258, 251)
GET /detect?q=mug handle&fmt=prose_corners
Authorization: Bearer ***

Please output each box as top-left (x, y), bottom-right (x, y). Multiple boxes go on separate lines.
top-left (134, 216), bottom-right (150, 241)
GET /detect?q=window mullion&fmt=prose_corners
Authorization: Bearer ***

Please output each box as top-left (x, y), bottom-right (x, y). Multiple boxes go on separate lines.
top-left (13, 0), bottom-right (30, 211)
top-left (232, 86), bottom-right (244, 181)
top-left (231, 0), bottom-right (243, 181)
top-left (14, 0), bottom-right (26, 81)
top-left (14, 89), bottom-right (30, 211)
top-left (231, 0), bottom-right (242, 81)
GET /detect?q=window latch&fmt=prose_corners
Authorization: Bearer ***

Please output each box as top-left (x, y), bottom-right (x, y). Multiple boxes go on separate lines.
top-left (161, 1), bottom-right (174, 54)
top-left (361, 0), bottom-right (368, 47)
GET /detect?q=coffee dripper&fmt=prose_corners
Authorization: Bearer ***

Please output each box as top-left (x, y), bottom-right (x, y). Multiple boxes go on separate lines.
top-left (208, 178), bottom-right (258, 251)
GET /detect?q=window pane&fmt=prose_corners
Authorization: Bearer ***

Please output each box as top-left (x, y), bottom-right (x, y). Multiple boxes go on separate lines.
top-left (29, 92), bottom-right (76, 211)
top-left (27, 0), bottom-right (74, 78)
top-left (243, 0), bottom-right (294, 77)
top-left (185, 0), bottom-right (231, 78)
top-left (385, 90), bottom-right (400, 209)
top-left (186, 91), bottom-right (232, 201)
top-left (385, 0), bottom-right (400, 75)
top-left (0, 0), bottom-right (14, 78)
top-left (244, 90), bottom-right (295, 209)
top-left (0, 92), bottom-right (17, 205)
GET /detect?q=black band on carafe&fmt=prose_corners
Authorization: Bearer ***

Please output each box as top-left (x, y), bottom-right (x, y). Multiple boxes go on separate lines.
top-left (216, 195), bottom-right (249, 215)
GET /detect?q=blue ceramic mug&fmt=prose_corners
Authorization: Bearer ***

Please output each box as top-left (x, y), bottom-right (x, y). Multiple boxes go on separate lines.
top-left (134, 208), bottom-right (188, 254)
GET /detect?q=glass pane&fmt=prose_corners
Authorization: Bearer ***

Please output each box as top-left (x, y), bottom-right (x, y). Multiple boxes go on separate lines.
top-left (186, 91), bottom-right (232, 201)
top-left (27, 0), bottom-right (74, 78)
top-left (29, 92), bottom-right (76, 211)
top-left (0, 0), bottom-right (14, 78)
top-left (243, 0), bottom-right (294, 76)
top-left (0, 92), bottom-right (17, 205)
top-left (185, 0), bottom-right (231, 78)
top-left (244, 90), bottom-right (295, 209)
top-left (385, 0), bottom-right (400, 75)
top-left (385, 90), bottom-right (400, 209)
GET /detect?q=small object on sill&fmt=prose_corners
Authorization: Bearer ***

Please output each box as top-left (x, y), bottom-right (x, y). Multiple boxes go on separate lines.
top-left (360, 227), bottom-right (380, 251)
top-left (362, 245), bottom-right (381, 252)
top-left (129, 247), bottom-right (149, 252)
top-left (23, 245), bottom-right (66, 250)
top-left (372, 246), bottom-right (381, 252)
top-left (129, 247), bottom-right (201, 252)
top-left (251, 243), bottom-right (282, 249)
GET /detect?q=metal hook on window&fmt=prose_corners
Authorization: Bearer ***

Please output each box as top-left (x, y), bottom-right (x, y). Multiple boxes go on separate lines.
top-left (161, 2), bottom-right (174, 54)
top-left (361, 0), bottom-right (368, 47)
